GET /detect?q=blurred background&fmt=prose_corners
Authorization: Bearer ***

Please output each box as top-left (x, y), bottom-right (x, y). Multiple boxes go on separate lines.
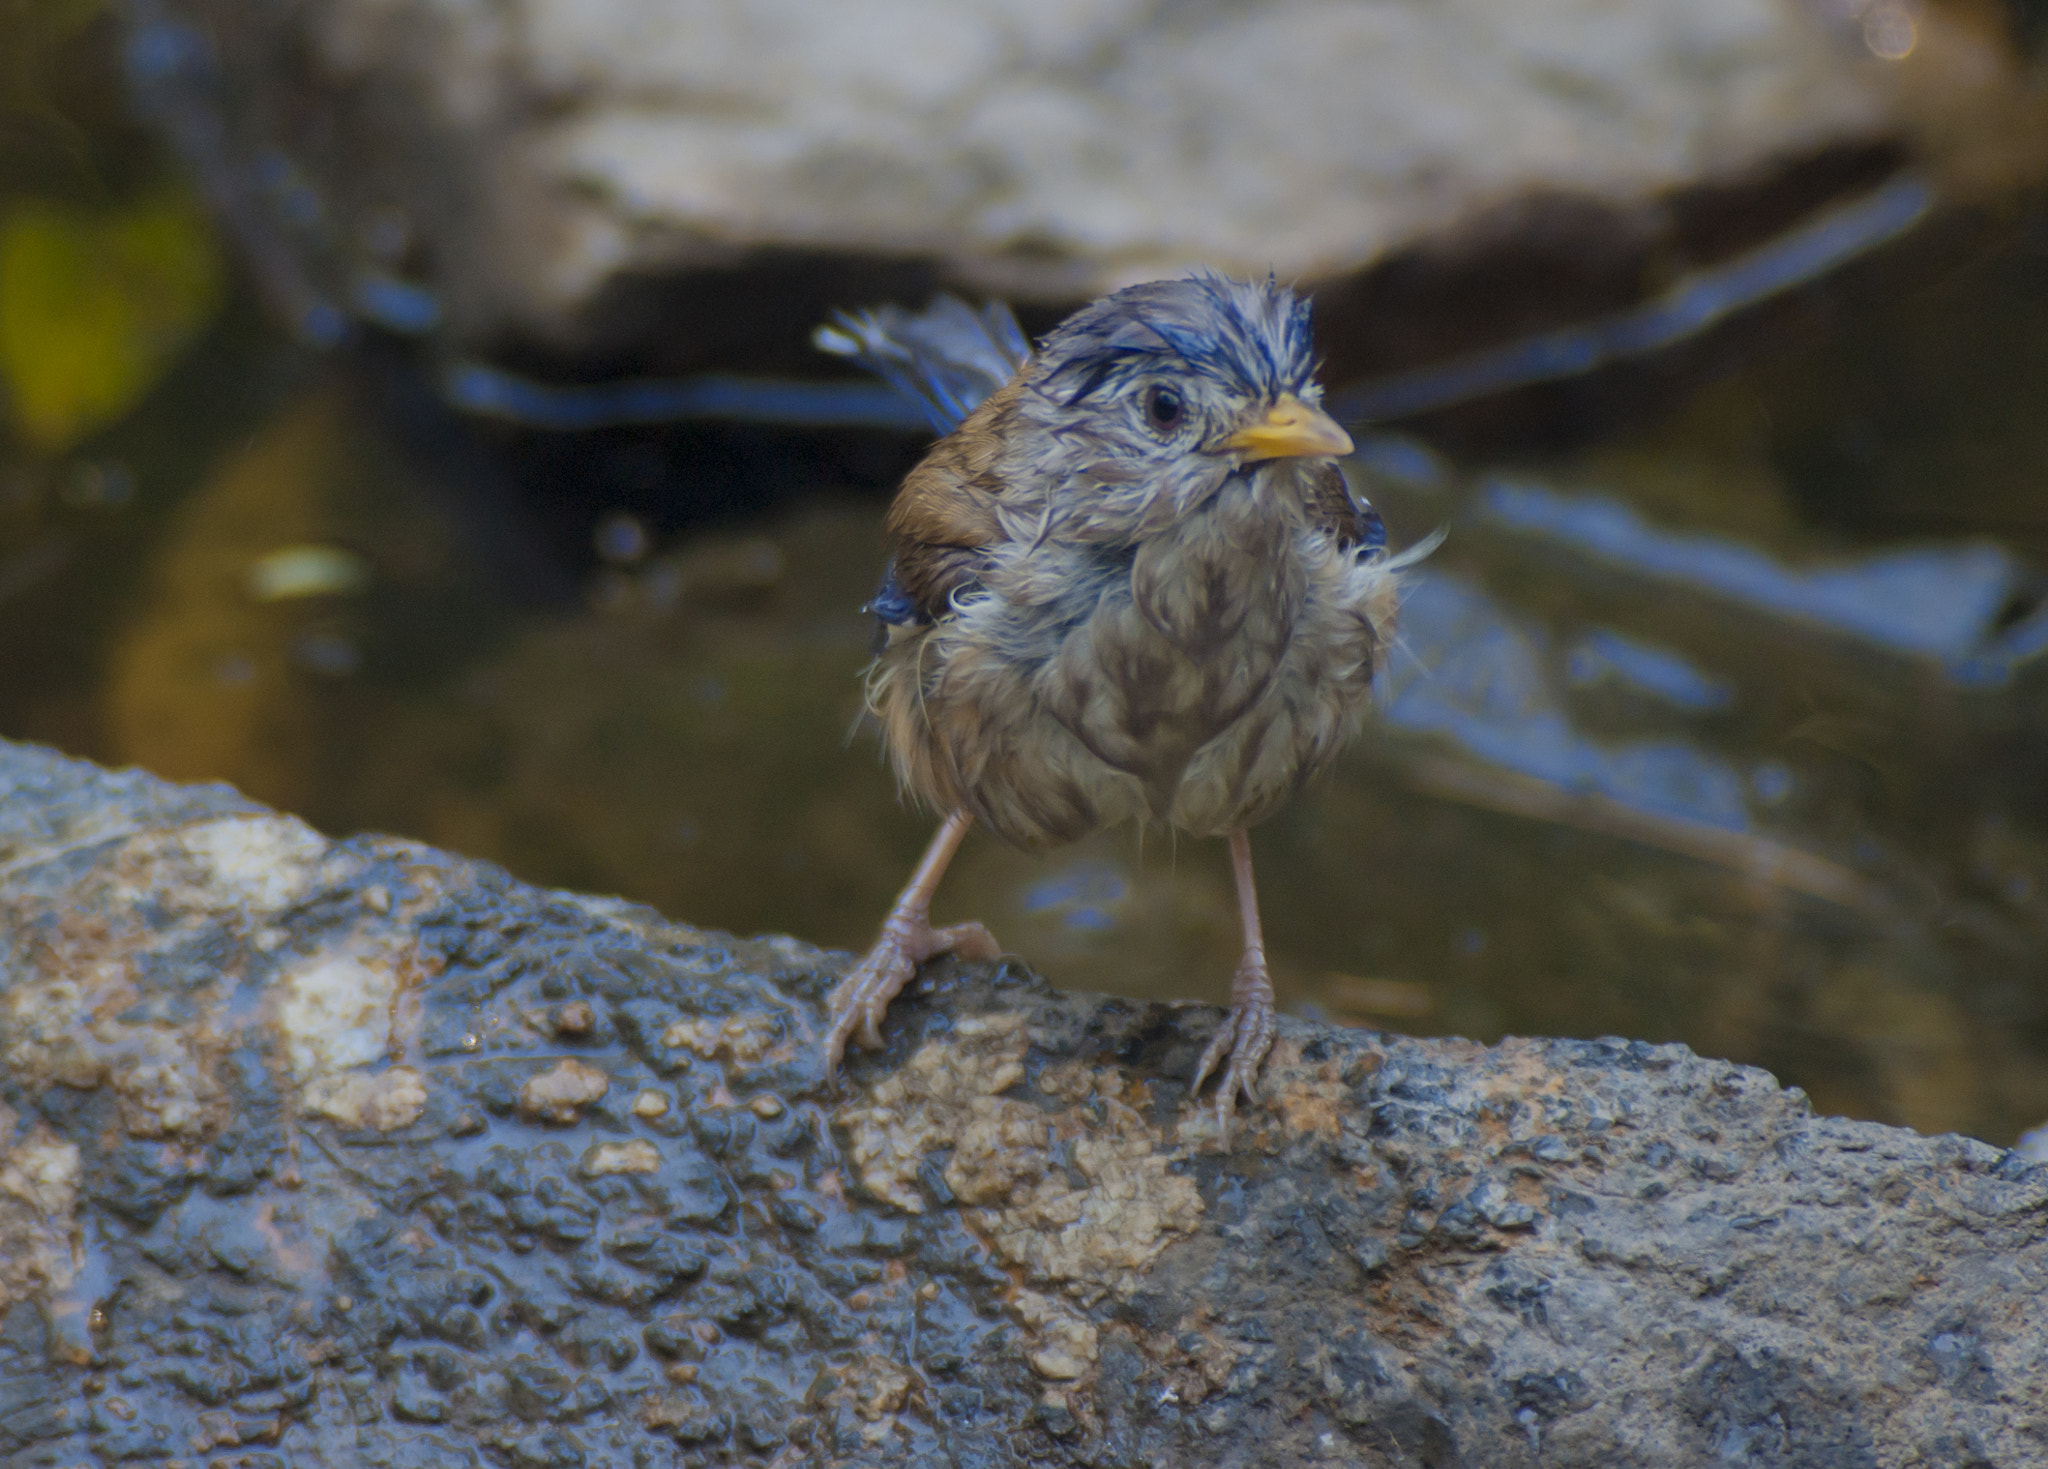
top-left (6, 0), bottom-right (2048, 1142)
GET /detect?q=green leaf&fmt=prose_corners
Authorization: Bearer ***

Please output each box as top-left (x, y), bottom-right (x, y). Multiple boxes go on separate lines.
top-left (0, 186), bottom-right (225, 453)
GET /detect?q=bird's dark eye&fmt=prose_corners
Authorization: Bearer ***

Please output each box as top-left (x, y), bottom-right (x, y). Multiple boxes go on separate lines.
top-left (1144, 385), bottom-right (1184, 433)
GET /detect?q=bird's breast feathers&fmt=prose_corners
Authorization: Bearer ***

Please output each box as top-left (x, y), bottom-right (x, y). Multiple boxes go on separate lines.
top-left (870, 457), bottom-right (1396, 844)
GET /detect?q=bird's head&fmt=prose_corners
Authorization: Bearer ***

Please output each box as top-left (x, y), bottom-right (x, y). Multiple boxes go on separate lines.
top-left (1025, 272), bottom-right (1353, 476)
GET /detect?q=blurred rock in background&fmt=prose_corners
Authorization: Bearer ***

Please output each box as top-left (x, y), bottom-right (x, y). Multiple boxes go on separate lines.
top-left (127, 0), bottom-right (2046, 392)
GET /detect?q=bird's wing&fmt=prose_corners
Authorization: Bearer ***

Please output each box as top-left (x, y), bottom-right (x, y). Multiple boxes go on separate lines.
top-left (818, 296), bottom-right (1030, 644)
top-left (865, 544), bottom-right (993, 642)
top-left (1307, 461), bottom-right (1387, 556)
top-left (871, 377), bottom-right (1028, 637)
top-left (815, 296), bottom-right (1031, 435)
top-left (863, 551), bottom-right (988, 652)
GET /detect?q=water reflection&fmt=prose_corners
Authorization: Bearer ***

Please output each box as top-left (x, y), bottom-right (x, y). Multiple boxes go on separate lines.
top-left (1563, 628), bottom-right (1732, 714)
top-left (1473, 475), bottom-right (2037, 674)
top-left (1384, 570), bottom-right (1756, 831)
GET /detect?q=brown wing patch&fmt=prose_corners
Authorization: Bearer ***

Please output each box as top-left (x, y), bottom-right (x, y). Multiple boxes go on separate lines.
top-left (882, 378), bottom-right (1027, 621)
top-left (889, 544), bottom-right (990, 623)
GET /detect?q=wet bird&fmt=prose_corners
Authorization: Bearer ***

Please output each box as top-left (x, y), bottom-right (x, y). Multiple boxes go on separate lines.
top-left (817, 274), bottom-right (1416, 1126)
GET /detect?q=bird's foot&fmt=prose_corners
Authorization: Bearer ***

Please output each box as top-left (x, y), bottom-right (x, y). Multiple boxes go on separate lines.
top-left (1191, 951), bottom-right (1277, 1138)
top-left (824, 910), bottom-right (1000, 1078)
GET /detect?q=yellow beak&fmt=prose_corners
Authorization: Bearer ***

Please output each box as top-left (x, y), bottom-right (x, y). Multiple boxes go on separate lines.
top-left (1222, 394), bottom-right (1354, 461)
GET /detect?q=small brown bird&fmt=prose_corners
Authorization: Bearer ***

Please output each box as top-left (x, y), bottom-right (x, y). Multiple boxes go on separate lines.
top-left (817, 274), bottom-right (1411, 1125)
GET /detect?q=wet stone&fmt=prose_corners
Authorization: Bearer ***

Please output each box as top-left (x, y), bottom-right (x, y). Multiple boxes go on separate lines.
top-left (2, 740), bottom-right (2047, 1466)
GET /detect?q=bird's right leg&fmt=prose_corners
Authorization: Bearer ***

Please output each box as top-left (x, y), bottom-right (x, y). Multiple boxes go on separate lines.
top-left (824, 809), bottom-right (999, 1076)
top-left (1191, 828), bottom-right (1279, 1134)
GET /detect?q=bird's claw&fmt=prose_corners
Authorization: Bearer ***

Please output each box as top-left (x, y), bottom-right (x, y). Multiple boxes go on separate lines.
top-left (824, 914), bottom-right (999, 1078)
top-left (1190, 984), bottom-right (1276, 1140)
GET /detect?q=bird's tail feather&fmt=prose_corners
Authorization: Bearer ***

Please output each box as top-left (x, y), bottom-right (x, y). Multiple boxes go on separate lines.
top-left (814, 296), bottom-right (1031, 435)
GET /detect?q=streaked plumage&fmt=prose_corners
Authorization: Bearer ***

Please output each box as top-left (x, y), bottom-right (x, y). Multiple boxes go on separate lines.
top-left (819, 273), bottom-right (1412, 1126)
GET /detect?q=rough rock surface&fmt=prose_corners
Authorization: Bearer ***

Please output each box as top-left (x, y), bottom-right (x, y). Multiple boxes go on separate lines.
top-left (2, 737), bottom-right (2047, 1468)
top-left (134, 0), bottom-right (2033, 375)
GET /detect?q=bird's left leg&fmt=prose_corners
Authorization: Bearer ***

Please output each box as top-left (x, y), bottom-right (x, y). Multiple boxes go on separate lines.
top-left (1192, 828), bottom-right (1279, 1130)
top-left (824, 809), bottom-right (999, 1076)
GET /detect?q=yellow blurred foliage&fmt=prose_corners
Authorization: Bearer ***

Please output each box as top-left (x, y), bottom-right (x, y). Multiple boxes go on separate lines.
top-left (0, 187), bottom-right (223, 453)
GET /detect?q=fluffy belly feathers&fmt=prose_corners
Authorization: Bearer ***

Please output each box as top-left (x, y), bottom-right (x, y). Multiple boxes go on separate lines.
top-left (868, 485), bottom-right (1395, 848)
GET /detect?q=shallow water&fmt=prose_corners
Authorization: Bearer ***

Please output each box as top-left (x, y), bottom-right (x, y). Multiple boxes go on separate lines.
top-left (5, 22), bottom-right (2048, 1147)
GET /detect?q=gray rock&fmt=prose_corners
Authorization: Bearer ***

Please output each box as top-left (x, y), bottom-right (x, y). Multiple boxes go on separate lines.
top-left (2, 736), bottom-right (2046, 1467)
top-left (128, 0), bottom-right (2030, 375)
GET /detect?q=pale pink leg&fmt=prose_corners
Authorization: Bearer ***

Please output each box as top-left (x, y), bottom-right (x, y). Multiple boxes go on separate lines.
top-left (1191, 828), bottom-right (1278, 1133)
top-left (824, 810), bottom-right (999, 1076)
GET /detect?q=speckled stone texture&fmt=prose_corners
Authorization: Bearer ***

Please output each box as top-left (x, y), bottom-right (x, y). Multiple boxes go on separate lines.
top-left (2, 737), bottom-right (2046, 1468)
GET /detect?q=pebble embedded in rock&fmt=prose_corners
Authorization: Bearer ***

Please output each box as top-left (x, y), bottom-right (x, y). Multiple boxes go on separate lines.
top-left (581, 1139), bottom-right (660, 1175)
top-left (517, 1057), bottom-right (610, 1122)
top-left (553, 1000), bottom-right (594, 1036)
top-left (302, 1065), bottom-right (427, 1131)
